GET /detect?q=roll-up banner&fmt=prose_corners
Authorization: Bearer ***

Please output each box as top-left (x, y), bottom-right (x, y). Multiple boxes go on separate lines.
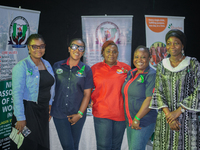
top-left (81, 15), bottom-right (133, 67)
top-left (145, 15), bottom-right (185, 69)
top-left (0, 5), bottom-right (40, 149)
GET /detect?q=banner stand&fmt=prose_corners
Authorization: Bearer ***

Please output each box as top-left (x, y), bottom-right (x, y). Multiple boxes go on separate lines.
top-left (0, 5), bottom-right (40, 150)
top-left (81, 15), bottom-right (133, 67)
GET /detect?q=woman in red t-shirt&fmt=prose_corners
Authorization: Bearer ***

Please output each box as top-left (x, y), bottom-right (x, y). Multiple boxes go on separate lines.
top-left (91, 40), bottom-right (131, 150)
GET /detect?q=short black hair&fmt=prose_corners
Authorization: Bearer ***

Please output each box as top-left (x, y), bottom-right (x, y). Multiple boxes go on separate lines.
top-left (69, 38), bottom-right (85, 48)
top-left (27, 34), bottom-right (45, 45)
top-left (134, 45), bottom-right (150, 57)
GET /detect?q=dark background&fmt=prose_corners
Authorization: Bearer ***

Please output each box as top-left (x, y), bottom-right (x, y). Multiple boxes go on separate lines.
top-left (1, 0), bottom-right (199, 67)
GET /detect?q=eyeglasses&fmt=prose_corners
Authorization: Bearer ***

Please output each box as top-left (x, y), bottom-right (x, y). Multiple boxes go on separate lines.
top-left (29, 44), bottom-right (46, 50)
top-left (70, 44), bottom-right (85, 52)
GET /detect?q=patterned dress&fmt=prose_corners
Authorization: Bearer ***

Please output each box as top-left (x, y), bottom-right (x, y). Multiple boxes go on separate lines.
top-left (150, 57), bottom-right (200, 150)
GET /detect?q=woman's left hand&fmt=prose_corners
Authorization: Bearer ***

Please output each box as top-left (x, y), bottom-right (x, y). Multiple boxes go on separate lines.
top-left (67, 114), bottom-right (81, 125)
top-left (169, 119), bottom-right (181, 131)
top-left (131, 119), bottom-right (141, 130)
top-left (49, 105), bottom-right (52, 122)
top-left (166, 108), bottom-right (181, 124)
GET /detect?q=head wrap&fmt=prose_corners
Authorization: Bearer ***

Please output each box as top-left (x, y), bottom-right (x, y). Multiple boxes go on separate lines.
top-left (165, 29), bottom-right (186, 48)
top-left (101, 40), bottom-right (118, 56)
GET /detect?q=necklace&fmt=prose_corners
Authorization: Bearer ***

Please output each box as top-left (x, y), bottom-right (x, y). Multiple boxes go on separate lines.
top-left (169, 55), bottom-right (184, 63)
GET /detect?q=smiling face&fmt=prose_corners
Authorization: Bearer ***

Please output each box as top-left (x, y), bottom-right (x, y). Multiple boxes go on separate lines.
top-left (28, 38), bottom-right (45, 60)
top-left (133, 48), bottom-right (150, 73)
top-left (103, 45), bottom-right (119, 67)
top-left (68, 40), bottom-right (85, 61)
top-left (166, 36), bottom-right (184, 57)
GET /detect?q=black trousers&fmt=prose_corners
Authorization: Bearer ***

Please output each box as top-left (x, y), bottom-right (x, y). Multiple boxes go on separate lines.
top-left (10, 115), bottom-right (49, 150)
top-left (10, 137), bottom-right (49, 150)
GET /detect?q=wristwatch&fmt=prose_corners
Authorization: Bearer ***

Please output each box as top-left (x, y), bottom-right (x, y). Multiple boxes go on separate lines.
top-left (133, 120), bottom-right (139, 124)
top-left (180, 106), bottom-right (185, 113)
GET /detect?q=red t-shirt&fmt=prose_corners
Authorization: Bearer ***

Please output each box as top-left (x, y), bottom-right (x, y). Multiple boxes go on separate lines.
top-left (91, 61), bottom-right (131, 121)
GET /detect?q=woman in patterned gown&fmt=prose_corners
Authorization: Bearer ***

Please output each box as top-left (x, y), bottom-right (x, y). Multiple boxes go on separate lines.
top-left (150, 29), bottom-right (200, 150)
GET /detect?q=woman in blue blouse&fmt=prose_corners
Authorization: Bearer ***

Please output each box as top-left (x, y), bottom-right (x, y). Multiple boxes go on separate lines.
top-left (121, 46), bottom-right (157, 150)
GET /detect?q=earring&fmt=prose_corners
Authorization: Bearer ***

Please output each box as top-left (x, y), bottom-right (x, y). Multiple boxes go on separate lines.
top-left (182, 49), bottom-right (185, 56)
top-left (165, 51), bottom-right (170, 58)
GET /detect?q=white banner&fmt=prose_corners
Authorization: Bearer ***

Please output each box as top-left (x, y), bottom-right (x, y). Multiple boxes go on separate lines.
top-left (0, 5), bottom-right (40, 149)
top-left (145, 15), bottom-right (185, 69)
top-left (82, 15), bottom-right (133, 67)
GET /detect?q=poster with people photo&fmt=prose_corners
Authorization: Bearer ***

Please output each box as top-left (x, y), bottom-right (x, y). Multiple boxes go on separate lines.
top-left (149, 42), bottom-right (168, 68)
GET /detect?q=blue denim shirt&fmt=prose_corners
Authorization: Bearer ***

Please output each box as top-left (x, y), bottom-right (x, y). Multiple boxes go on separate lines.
top-left (12, 55), bottom-right (55, 121)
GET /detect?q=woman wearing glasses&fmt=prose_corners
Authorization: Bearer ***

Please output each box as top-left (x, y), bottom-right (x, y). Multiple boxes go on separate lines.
top-left (50, 38), bottom-right (94, 150)
top-left (11, 34), bottom-right (55, 150)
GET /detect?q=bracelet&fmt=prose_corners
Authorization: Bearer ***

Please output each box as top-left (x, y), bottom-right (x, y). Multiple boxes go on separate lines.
top-left (134, 115), bottom-right (140, 121)
top-left (78, 110), bottom-right (83, 116)
top-left (77, 113), bottom-right (83, 118)
top-left (165, 113), bottom-right (169, 116)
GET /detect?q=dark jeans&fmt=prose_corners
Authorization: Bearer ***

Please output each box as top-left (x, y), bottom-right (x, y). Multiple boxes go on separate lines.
top-left (94, 117), bottom-right (126, 150)
top-left (53, 115), bottom-right (86, 150)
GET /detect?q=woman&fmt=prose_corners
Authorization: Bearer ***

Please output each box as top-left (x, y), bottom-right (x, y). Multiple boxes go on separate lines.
top-left (11, 34), bottom-right (55, 150)
top-left (121, 46), bottom-right (157, 150)
top-left (50, 38), bottom-right (94, 150)
top-left (91, 40), bottom-right (131, 150)
top-left (150, 29), bottom-right (200, 150)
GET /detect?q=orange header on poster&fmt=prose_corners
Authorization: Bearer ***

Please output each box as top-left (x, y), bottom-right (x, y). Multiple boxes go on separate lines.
top-left (146, 17), bottom-right (168, 33)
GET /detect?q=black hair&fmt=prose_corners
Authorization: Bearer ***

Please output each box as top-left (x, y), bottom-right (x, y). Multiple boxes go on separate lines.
top-left (27, 34), bottom-right (45, 45)
top-left (69, 38), bottom-right (85, 48)
top-left (134, 45), bottom-right (150, 57)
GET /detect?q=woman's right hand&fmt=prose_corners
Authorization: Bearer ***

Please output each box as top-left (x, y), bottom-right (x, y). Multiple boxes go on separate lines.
top-left (67, 114), bottom-right (81, 125)
top-left (166, 108), bottom-right (182, 124)
top-left (15, 120), bottom-right (26, 134)
top-left (131, 119), bottom-right (142, 130)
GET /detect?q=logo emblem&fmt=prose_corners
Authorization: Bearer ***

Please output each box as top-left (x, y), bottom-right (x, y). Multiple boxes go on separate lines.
top-left (8, 16), bottom-right (30, 48)
top-left (167, 23), bottom-right (183, 30)
top-left (116, 68), bottom-right (128, 74)
top-left (168, 23), bottom-right (172, 29)
top-left (76, 65), bottom-right (85, 77)
top-left (137, 75), bottom-right (144, 83)
top-left (56, 68), bottom-right (63, 74)
top-left (116, 69), bottom-right (123, 74)
top-left (96, 21), bottom-right (120, 46)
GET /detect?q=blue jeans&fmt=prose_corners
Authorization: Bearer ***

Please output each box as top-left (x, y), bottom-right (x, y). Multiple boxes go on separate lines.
top-left (94, 117), bottom-right (126, 150)
top-left (126, 123), bottom-right (156, 150)
top-left (53, 115), bottom-right (86, 150)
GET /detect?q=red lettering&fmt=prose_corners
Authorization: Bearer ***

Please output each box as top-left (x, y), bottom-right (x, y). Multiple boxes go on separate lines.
top-left (9, 51), bottom-right (18, 54)
top-left (2, 51), bottom-right (8, 54)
